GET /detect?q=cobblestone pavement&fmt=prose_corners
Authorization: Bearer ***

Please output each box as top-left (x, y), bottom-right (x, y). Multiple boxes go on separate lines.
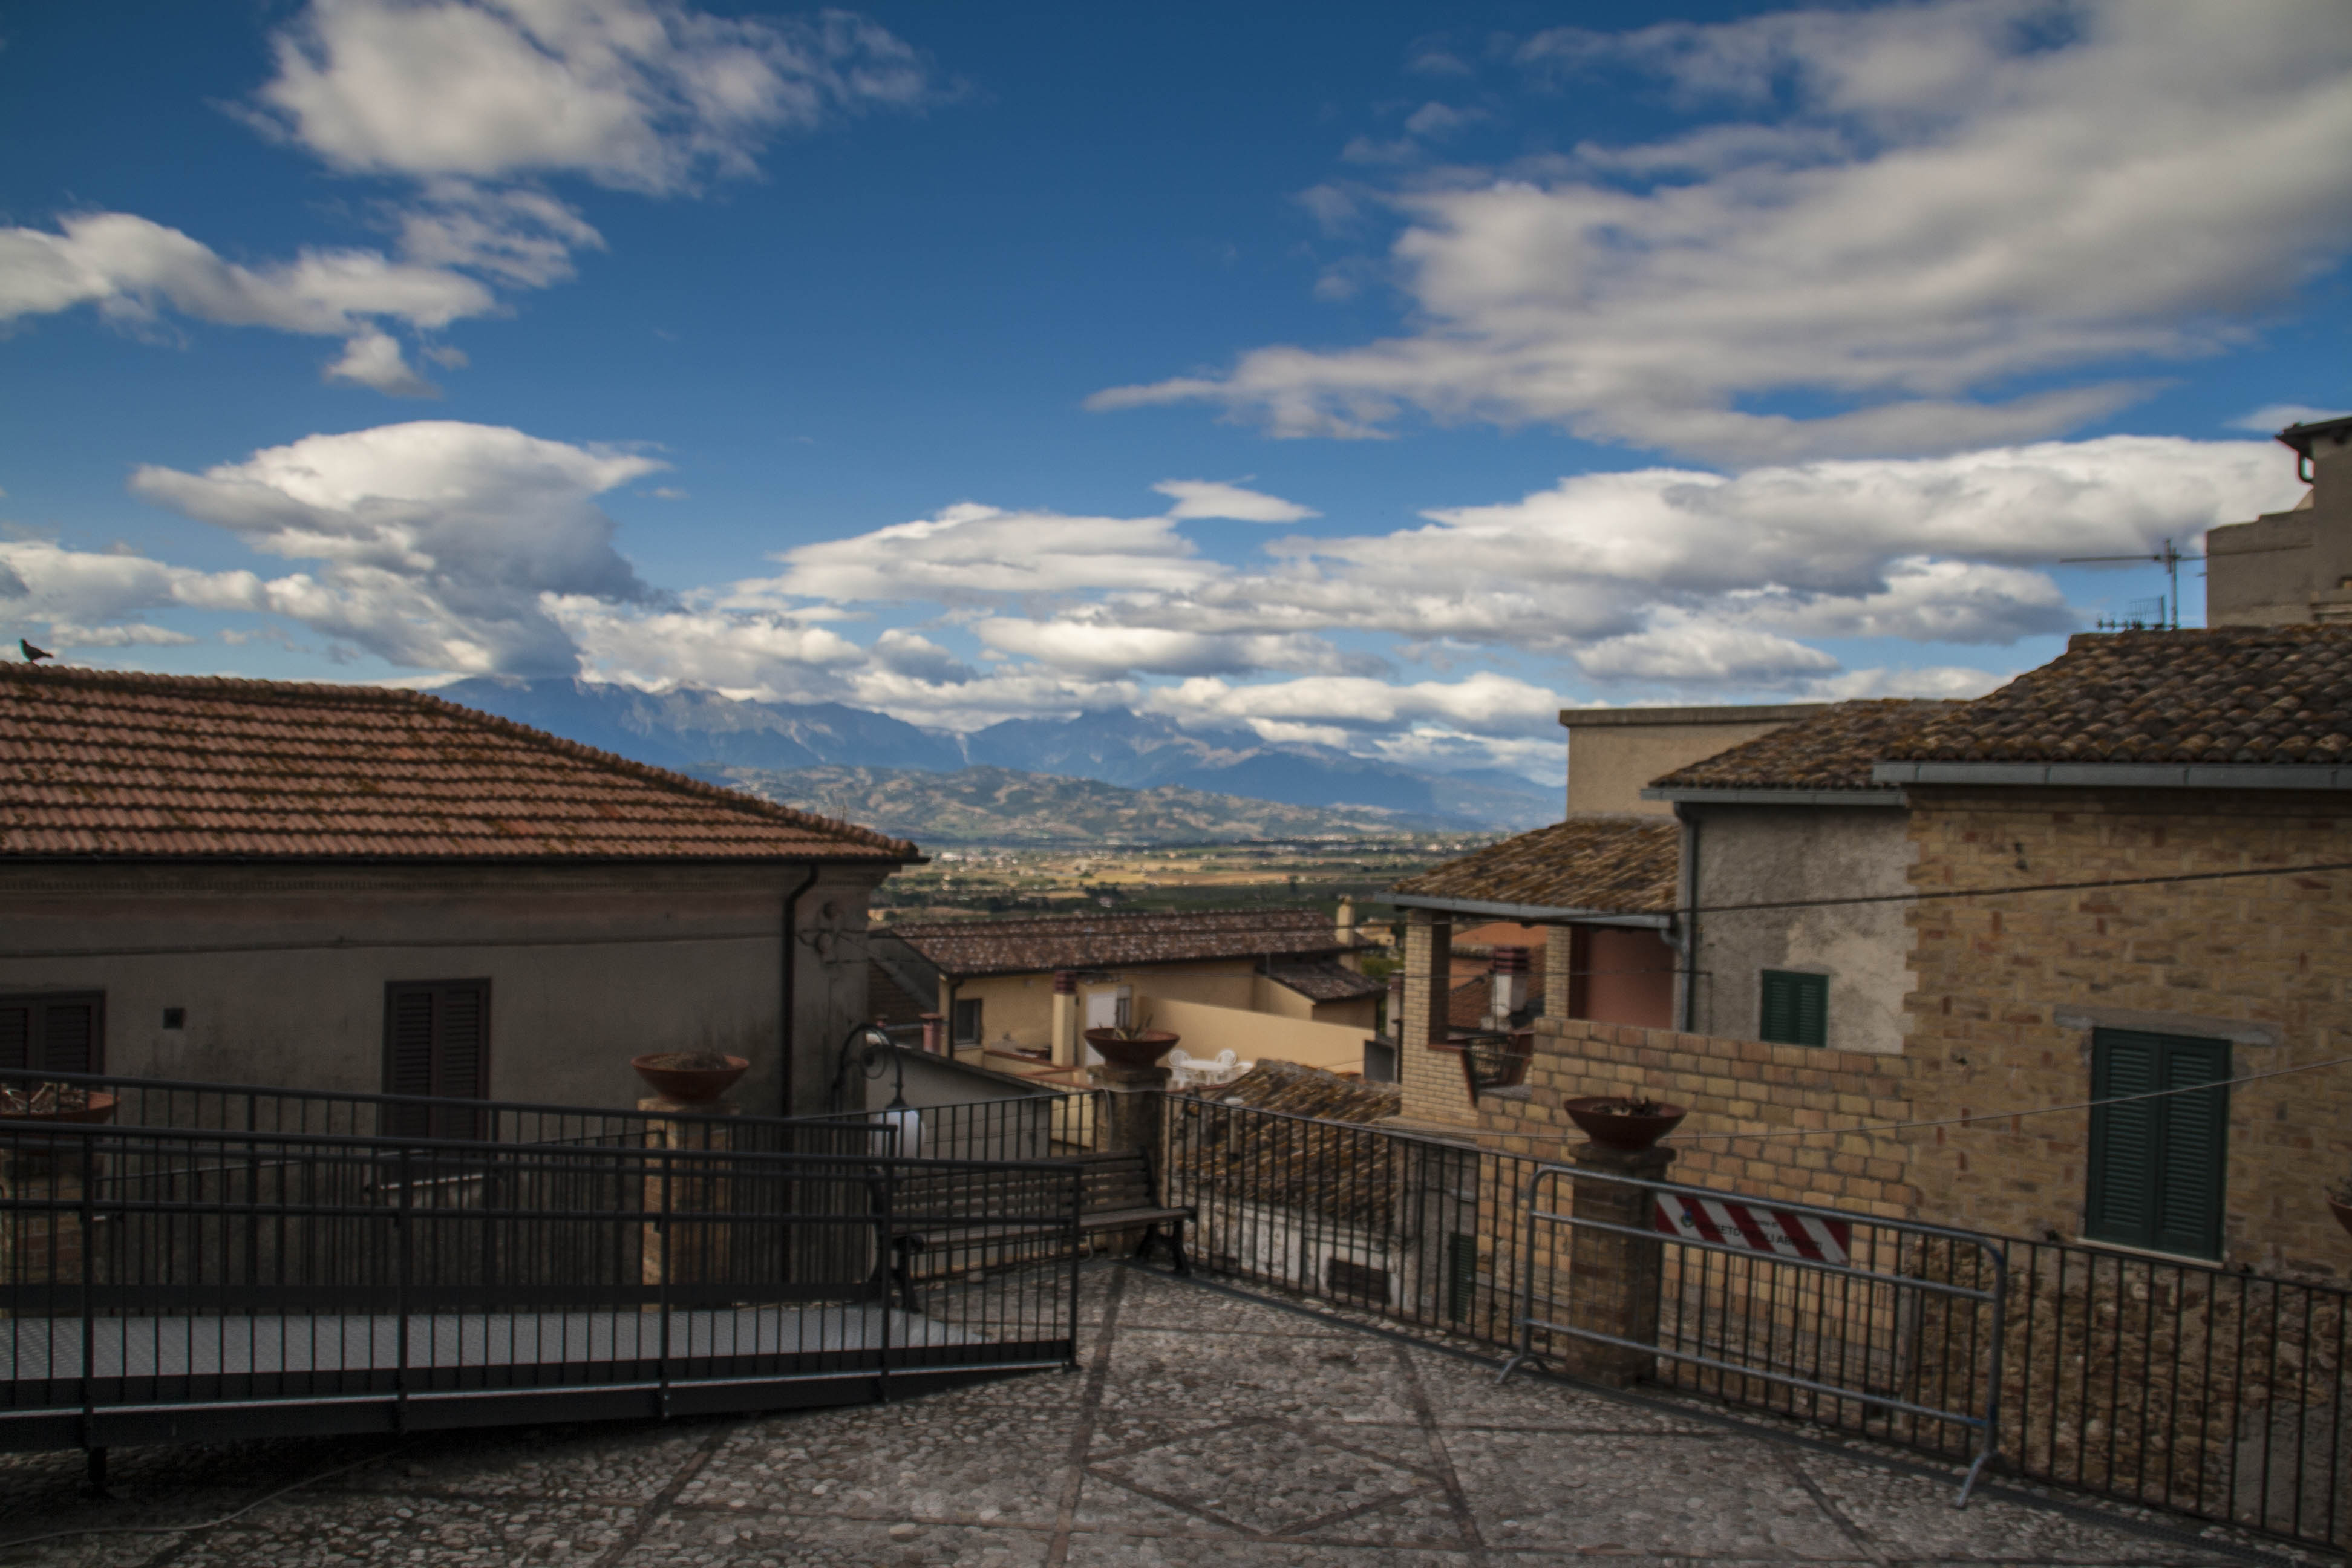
top-left (0, 1264), bottom-right (2285, 1566)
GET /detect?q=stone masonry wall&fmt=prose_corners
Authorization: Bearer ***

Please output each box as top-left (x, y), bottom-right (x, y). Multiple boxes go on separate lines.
top-left (1902, 786), bottom-right (2352, 1281)
top-left (1479, 1014), bottom-right (1916, 1219)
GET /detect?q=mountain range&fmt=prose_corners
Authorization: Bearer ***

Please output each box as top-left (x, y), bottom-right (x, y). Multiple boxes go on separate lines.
top-left (437, 678), bottom-right (1559, 831)
top-left (706, 765), bottom-right (1468, 844)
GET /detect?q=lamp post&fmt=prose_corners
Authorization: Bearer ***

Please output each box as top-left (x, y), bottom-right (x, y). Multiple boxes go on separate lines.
top-left (831, 1023), bottom-right (921, 1158)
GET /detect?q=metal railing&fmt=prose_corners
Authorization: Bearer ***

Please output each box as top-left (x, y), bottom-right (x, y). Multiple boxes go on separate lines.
top-left (0, 1115), bottom-right (1080, 1452)
top-left (1498, 1163), bottom-right (2006, 1504)
top-left (0, 1066), bottom-right (890, 1157)
top-left (1140, 1091), bottom-right (2352, 1550)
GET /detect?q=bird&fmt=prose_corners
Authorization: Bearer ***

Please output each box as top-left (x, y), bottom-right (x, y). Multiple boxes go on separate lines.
top-left (19, 639), bottom-right (53, 664)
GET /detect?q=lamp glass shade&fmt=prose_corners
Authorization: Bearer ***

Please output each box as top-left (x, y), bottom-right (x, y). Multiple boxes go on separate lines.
top-left (877, 1105), bottom-right (923, 1160)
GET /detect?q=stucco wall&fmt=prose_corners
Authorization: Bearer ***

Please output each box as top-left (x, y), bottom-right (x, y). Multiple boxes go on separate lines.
top-left (0, 860), bottom-right (889, 1119)
top-left (1902, 786), bottom-right (2352, 1280)
top-left (1149, 998), bottom-right (1370, 1074)
top-left (1560, 705), bottom-right (1823, 816)
top-left (1687, 803), bottom-right (1915, 1055)
top-left (938, 960), bottom-right (1264, 1054)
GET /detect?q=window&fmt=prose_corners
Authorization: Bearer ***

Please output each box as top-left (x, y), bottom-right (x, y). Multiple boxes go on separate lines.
top-left (382, 980), bottom-right (490, 1140)
top-left (1759, 970), bottom-right (1828, 1048)
top-left (0, 993), bottom-right (104, 1075)
top-left (950, 997), bottom-right (984, 1047)
top-left (2086, 1028), bottom-right (2229, 1259)
top-left (1361, 1038), bottom-right (1397, 1083)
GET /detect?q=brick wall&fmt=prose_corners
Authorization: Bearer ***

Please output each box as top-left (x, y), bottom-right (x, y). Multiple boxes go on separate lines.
top-left (1903, 786), bottom-right (2352, 1280)
top-left (1398, 910), bottom-right (1478, 1129)
top-left (1480, 1014), bottom-right (1916, 1220)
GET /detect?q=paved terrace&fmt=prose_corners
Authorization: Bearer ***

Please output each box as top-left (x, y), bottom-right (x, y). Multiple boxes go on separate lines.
top-left (0, 1265), bottom-right (2301, 1567)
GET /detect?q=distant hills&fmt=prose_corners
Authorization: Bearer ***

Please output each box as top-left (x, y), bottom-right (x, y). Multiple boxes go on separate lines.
top-left (437, 677), bottom-right (1558, 832)
top-left (707, 765), bottom-right (1471, 845)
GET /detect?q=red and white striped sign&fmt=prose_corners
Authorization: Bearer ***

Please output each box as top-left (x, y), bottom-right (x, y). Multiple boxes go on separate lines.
top-left (1653, 1194), bottom-right (1850, 1264)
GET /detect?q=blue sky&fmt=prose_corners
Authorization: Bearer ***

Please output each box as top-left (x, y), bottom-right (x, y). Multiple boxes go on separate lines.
top-left (3, 0), bottom-right (2348, 782)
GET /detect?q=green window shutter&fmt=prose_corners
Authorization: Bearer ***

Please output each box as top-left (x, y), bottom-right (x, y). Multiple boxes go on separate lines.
top-left (2086, 1029), bottom-right (2228, 1258)
top-left (2153, 1037), bottom-right (2229, 1258)
top-left (1759, 971), bottom-right (1828, 1048)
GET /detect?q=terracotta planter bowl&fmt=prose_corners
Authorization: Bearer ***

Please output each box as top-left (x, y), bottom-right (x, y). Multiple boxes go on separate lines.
top-left (0, 1090), bottom-right (118, 1126)
top-left (1563, 1095), bottom-right (1687, 1151)
top-left (1085, 1029), bottom-right (1180, 1071)
top-left (631, 1053), bottom-right (749, 1103)
top-left (2329, 1194), bottom-right (2352, 1241)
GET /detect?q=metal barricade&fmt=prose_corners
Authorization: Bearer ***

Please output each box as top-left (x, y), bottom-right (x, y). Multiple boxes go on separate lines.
top-left (1498, 1163), bottom-right (2007, 1504)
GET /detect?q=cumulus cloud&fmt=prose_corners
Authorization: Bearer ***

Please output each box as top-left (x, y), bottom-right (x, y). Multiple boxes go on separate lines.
top-left (746, 501), bottom-right (1217, 604)
top-left (129, 420), bottom-right (663, 673)
top-left (1148, 671), bottom-right (1564, 738)
top-left (2230, 403), bottom-right (2351, 431)
top-left (252, 0), bottom-right (931, 192)
top-left (972, 617), bottom-right (1372, 679)
top-left (1152, 479), bottom-right (1320, 523)
top-left (0, 212), bottom-right (495, 351)
top-left (1093, 1), bottom-right (2352, 460)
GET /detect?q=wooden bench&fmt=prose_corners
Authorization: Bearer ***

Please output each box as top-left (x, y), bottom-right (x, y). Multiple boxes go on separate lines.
top-left (880, 1151), bottom-right (1194, 1310)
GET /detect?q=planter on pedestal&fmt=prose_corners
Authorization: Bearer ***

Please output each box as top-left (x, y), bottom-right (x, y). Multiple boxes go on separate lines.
top-left (630, 1053), bottom-right (748, 1106)
top-left (1562, 1095), bottom-right (1687, 1152)
top-left (2328, 1192), bottom-right (2352, 1241)
top-left (1083, 1029), bottom-right (1180, 1071)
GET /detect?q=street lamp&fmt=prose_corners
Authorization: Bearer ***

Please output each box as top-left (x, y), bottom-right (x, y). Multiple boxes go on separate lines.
top-left (831, 1022), bottom-right (921, 1158)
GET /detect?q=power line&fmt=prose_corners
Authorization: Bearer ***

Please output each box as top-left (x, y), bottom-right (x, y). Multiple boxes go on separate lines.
top-left (1684, 857), bottom-right (2352, 920)
top-left (1665, 1054), bottom-right (2351, 1143)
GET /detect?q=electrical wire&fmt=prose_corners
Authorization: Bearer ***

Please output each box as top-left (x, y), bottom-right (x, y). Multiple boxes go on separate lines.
top-left (0, 1440), bottom-right (416, 1552)
top-left (1663, 1053), bottom-right (2352, 1143)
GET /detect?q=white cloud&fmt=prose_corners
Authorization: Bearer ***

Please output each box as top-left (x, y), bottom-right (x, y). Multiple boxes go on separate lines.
top-left (390, 181), bottom-right (607, 287)
top-left (972, 617), bottom-right (1368, 678)
top-left (0, 212), bottom-right (495, 338)
top-left (1152, 478), bottom-right (1320, 523)
top-left (1094, 1), bottom-right (2352, 460)
top-left (325, 328), bottom-right (442, 396)
top-left (1149, 671), bottom-right (1563, 737)
top-left (1575, 617), bottom-right (1838, 685)
top-left (2229, 403), bottom-right (2351, 431)
top-left (746, 501), bottom-right (1217, 603)
top-left (1808, 665), bottom-right (2014, 701)
top-left (129, 420), bottom-right (662, 673)
top-left (555, 600), bottom-right (864, 697)
top-left (253, 0), bottom-right (931, 192)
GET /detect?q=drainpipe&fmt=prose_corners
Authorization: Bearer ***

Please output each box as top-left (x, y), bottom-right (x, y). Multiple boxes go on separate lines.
top-left (779, 863), bottom-right (820, 1118)
top-left (1674, 805), bottom-right (1699, 1034)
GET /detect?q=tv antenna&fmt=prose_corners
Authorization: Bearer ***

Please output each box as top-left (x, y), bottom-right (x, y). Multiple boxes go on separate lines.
top-left (2060, 538), bottom-right (2201, 632)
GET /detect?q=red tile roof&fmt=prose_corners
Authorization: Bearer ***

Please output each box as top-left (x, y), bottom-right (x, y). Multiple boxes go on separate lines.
top-left (1883, 627), bottom-right (2352, 766)
top-left (1649, 699), bottom-right (1961, 792)
top-left (1390, 817), bottom-right (1677, 915)
top-left (0, 664), bottom-right (916, 861)
top-left (882, 907), bottom-right (1349, 976)
top-left (1264, 959), bottom-right (1387, 1004)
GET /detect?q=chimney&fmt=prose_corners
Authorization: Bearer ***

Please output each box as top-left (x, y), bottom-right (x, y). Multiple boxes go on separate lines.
top-left (918, 1013), bottom-right (944, 1055)
top-left (1487, 946), bottom-right (1530, 1027)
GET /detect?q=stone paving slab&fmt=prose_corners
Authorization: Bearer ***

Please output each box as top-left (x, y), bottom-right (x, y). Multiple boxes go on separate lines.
top-left (0, 1262), bottom-right (2289, 1567)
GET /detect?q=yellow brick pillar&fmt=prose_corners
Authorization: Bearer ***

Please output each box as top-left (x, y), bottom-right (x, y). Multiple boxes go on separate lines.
top-left (1050, 972), bottom-right (1080, 1068)
top-left (1559, 1141), bottom-right (1674, 1387)
top-left (640, 1097), bottom-right (741, 1293)
top-left (1394, 909), bottom-right (1476, 1132)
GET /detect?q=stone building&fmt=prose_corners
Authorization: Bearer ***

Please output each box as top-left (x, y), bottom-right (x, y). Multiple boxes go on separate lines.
top-left (872, 907), bottom-right (1380, 1079)
top-left (0, 664), bottom-right (915, 1117)
top-left (1877, 625), bottom-right (2352, 1276)
top-left (2207, 414), bottom-right (2352, 627)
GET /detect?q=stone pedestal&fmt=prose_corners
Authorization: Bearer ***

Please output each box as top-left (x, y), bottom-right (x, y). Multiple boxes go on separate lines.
top-left (1094, 1062), bottom-right (1168, 1157)
top-left (640, 1097), bottom-right (740, 1293)
top-left (1050, 973), bottom-right (1080, 1069)
top-left (0, 1145), bottom-right (94, 1304)
top-left (1560, 1141), bottom-right (1674, 1388)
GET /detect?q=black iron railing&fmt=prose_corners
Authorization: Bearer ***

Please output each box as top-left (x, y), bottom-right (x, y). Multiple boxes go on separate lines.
top-left (0, 1116), bottom-right (1080, 1452)
top-left (1142, 1091), bottom-right (2352, 1550)
top-left (0, 1067), bottom-right (887, 1157)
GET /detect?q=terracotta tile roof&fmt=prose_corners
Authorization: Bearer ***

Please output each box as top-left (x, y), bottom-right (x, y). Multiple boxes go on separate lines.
top-left (867, 962), bottom-right (933, 1031)
top-left (1177, 1060), bottom-right (1401, 1228)
top-left (881, 907), bottom-right (1349, 977)
top-left (1883, 627), bottom-right (2352, 766)
top-left (0, 664), bottom-right (916, 861)
top-left (1390, 817), bottom-right (1677, 915)
top-left (1265, 959), bottom-right (1387, 1004)
top-left (1649, 698), bottom-right (1961, 792)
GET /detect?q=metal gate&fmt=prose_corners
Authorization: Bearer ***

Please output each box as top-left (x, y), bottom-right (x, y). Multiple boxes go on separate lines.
top-left (1499, 1162), bottom-right (2008, 1504)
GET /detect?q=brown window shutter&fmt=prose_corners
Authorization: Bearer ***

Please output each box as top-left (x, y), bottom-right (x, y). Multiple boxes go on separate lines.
top-left (0, 1003), bottom-right (28, 1072)
top-left (0, 994), bottom-right (103, 1074)
top-left (382, 980), bottom-right (491, 1141)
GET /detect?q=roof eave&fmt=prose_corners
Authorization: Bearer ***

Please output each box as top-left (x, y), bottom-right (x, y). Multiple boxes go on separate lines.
top-left (910, 942), bottom-right (1353, 979)
top-left (1383, 892), bottom-right (1670, 928)
top-left (1871, 761), bottom-right (2352, 791)
top-left (1641, 785), bottom-right (1906, 806)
